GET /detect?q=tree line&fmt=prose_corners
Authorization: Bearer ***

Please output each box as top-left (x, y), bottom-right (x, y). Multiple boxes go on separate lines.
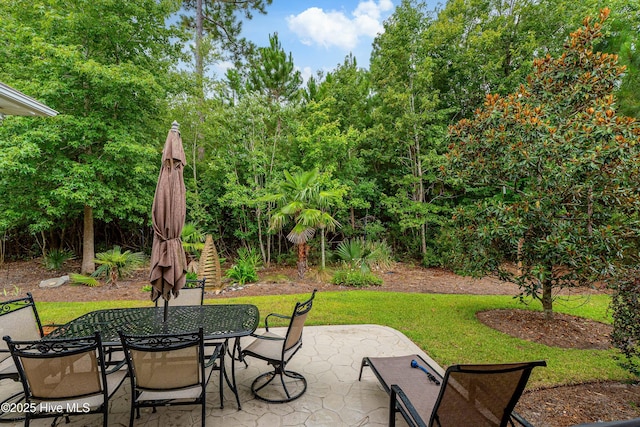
top-left (1, 1), bottom-right (639, 322)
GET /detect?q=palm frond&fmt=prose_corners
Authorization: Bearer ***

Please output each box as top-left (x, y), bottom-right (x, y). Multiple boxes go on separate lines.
top-left (287, 227), bottom-right (315, 244)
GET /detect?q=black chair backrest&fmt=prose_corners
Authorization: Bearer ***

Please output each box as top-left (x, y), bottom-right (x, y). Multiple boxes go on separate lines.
top-left (4, 332), bottom-right (107, 401)
top-left (283, 290), bottom-right (316, 355)
top-left (119, 328), bottom-right (205, 391)
top-left (431, 360), bottom-right (547, 427)
top-left (155, 278), bottom-right (206, 307)
top-left (0, 293), bottom-right (44, 364)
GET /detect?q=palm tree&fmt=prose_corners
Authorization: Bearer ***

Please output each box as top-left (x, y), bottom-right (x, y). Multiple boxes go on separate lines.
top-left (267, 169), bottom-right (341, 278)
top-left (93, 246), bottom-right (145, 287)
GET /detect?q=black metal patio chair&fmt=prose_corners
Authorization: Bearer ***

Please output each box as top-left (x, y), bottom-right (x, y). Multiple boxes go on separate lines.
top-left (0, 293), bottom-right (44, 382)
top-left (240, 289), bottom-right (317, 403)
top-left (118, 327), bottom-right (223, 427)
top-left (360, 354), bottom-right (546, 427)
top-left (3, 332), bottom-right (126, 427)
top-left (154, 278), bottom-right (206, 307)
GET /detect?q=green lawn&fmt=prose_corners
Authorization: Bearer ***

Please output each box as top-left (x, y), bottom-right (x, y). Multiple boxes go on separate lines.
top-left (36, 291), bottom-right (630, 388)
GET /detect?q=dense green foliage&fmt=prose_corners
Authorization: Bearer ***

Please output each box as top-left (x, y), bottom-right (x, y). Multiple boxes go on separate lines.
top-left (331, 270), bottom-right (383, 287)
top-left (445, 9), bottom-right (640, 317)
top-left (225, 247), bottom-right (261, 285)
top-left (1, 0), bottom-right (638, 328)
top-left (611, 274), bottom-right (640, 372)
top-left (0, 0), bottom-right (186, 272)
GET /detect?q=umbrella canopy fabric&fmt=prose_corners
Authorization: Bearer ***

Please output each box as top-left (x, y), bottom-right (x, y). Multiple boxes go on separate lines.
top-left (149, 121), bottom-right (187, 304)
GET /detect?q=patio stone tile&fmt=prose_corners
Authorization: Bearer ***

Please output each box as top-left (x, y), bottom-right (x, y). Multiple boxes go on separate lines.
top-left (321, 392), bottom-right (345, 413)
top-left (1, 325), bottom-right (429, 426)
top-left (256, 412), bottom-right (282, 426)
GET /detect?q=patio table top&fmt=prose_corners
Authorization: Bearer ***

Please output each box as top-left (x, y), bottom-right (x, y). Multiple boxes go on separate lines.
top-left (45, 304), bottom-right (259, 344)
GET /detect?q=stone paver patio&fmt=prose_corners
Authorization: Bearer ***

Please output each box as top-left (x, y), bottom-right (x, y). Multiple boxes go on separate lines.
top-left (1, 325), bottom-right (442, 426)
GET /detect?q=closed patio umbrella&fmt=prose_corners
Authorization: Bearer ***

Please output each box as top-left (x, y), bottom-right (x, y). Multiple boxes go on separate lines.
top-left (149, 121), bottom-right (187, 321)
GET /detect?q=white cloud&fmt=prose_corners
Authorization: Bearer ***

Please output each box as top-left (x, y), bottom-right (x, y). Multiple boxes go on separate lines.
top-left (297, 66), bottom-right (314, 84)
top-left (287, 1), bottom-right (394, 51)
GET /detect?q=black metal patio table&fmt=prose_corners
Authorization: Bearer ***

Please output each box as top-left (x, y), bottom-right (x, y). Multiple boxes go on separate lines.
top-left (46, 304), bottom-right (259, 409)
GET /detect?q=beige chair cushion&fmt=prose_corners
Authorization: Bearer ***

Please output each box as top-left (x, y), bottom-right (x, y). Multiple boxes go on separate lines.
top-left (243, 331), bottom-right (300, 361)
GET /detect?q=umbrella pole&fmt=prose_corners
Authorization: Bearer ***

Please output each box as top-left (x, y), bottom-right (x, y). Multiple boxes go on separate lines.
top-left (161, 281), bottom-right (168, 322)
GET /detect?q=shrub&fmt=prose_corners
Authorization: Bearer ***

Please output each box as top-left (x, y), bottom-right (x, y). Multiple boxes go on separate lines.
top-left (331, 269), bottom-right (383, 287)
top-left (69, 273), bottom-right (99, 287)
top-left (226, 247), bottom-right (261, 285)
top-left (611, 272), bottom-right (640, 374)
top-left (365, 240), bottom-right (394, 271)
top-left (43, 248), bottom-right (74, 271)
top-left (93, 246), bottom-right (145, 286)
top-left (335, 239), bottom-right (394, 273)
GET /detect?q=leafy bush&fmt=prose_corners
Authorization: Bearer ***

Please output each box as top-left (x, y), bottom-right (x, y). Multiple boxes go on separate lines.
top-left (226, 247), bottom-right (261, 285)
top-left (365, 240), bottom-right (394, 271)
top-left (43, 248), bottom-right (74, 271)
top-left (335, 239), bottom-right (393, 273)
top-left (331, 269), bottom-right (383, 287)
top-left (182, 222), bottom-right (205, 259)
top-left (611, 273), bottom-right (640, 374)
top-left (336, 239), bottom-right (366, 271)
top-left (69, 273), bottom-right (99, 287)
top-left (93, 246), bottom-right (145, 286)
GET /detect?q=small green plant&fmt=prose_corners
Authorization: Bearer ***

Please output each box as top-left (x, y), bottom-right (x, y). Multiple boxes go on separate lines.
top-left (331, 269), bottom-right (383, 287)
top-left (93, 246), bottom-right (145, 287)
top-left (335, 239), bottom-right (367, 271)
top-left (2, 285), bottom-right (22, 297)
top-left (226, 247), bottom-right (261, 285)
top-left (141, 284), bottom-right (152, 292)
top-left (182, 222), bottom-right (205, 261)
top-left (43, 248), bottom-right (74, 271)
top-left (69, 273), bottom-right (99, 287)
top-left (335, 239), bottom-right (393, 273)
top-left (364, 240), bottom-right (394, 271)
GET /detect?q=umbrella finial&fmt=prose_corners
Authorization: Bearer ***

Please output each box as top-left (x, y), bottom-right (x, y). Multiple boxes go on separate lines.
top-left (171, 121), bottom-right (179, 132)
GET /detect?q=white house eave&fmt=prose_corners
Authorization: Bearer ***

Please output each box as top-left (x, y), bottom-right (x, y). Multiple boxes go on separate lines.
top-left (0, 82), bottom-right (58, 117)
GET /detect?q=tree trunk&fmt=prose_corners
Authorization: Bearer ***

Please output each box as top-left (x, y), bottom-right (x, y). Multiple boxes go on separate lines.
top-left (195, 0), bottom-right (203, 96)
top-left (517, 238), bottom-right (524, 276)
top-left (542, 278), bottom-right (554, 320)
top-left (350, 207), bottom-right (355, 229)
top-left (297, 242), bottom-right (307, 279)
top-left (81, 205), bottom-right (95, 274)
top-left (321, 228), bottom-right (326, 269)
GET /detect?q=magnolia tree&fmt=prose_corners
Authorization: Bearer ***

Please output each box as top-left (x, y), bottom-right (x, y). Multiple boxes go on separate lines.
top-left (445, 9), bottom-right (640, 319)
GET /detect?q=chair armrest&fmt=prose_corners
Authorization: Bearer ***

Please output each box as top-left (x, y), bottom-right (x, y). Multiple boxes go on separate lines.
top-left (204, 343), bottom-right (224, 369)
top-left (251, 333), bottom-right (285, 341)
top-left (390, 384), bottom-right (428, 427)
top-left (104, 359), bottom-right (127, 374)
top-left (264, 313), bottom-right (291, 331)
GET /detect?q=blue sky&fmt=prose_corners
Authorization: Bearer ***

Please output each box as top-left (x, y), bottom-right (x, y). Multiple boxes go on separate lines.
top-left (235, 0), bottom-right (438, 81)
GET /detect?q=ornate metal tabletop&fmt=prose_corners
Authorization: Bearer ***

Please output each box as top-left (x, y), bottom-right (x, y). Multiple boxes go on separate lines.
top-left (47, 304), bottom-right (259, 344)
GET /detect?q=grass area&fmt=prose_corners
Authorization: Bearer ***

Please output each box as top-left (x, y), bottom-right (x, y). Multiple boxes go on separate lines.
top-left (35, 291), bottom-right (629, 388)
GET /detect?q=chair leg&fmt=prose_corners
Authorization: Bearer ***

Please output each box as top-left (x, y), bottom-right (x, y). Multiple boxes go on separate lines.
top-left (201, 390), bottom-right (206, 427)
top-left (389, 389), bottom-right (397, 427)
top-left (358, 357), bottom-right (370, 381)
top-left (251, 366), bottom-right (308, 403)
